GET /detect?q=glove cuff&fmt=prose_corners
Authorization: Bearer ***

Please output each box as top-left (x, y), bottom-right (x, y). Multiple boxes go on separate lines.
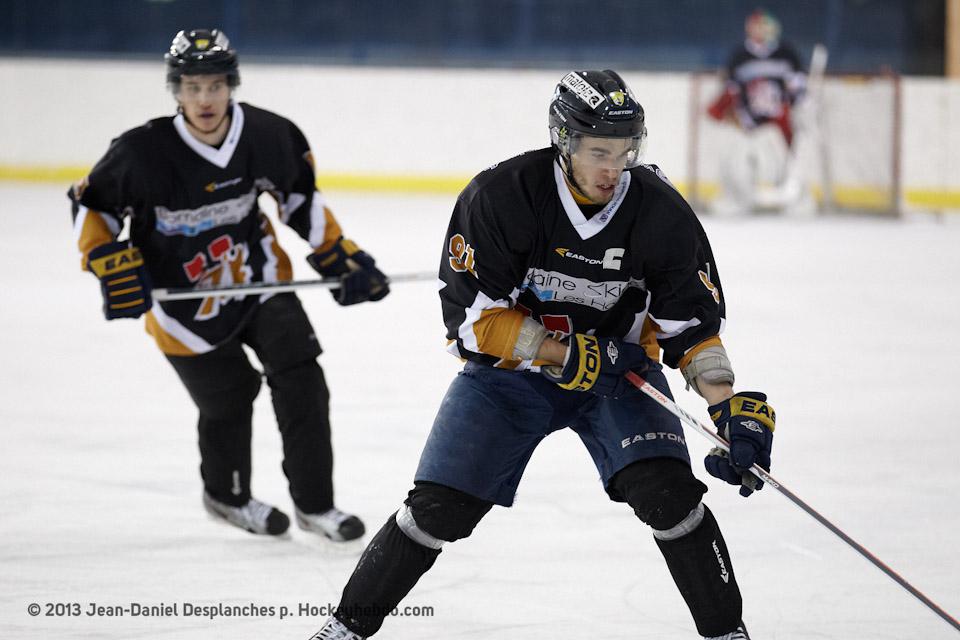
top-left (88, 241), bottom-right (144, 278)
top-left (307, 238), bottom-right (361, 277)
top-left (709, 391), bottom-right (776, 432)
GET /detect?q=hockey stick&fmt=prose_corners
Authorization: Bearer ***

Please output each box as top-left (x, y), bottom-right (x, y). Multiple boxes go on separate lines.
top-left (624, 371), bottom-right (960, 632)
top-left (153, 270), bottom-right (435, 302)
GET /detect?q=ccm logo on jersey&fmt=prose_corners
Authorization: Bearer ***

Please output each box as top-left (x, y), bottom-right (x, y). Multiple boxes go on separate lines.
top-left (554, 247), bottom-right (624, 270)
top-left (448, 233), bottom-right (477, 278)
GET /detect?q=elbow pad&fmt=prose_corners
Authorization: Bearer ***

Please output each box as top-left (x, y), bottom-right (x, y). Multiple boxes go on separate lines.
top-left (681, 345), bottom-right (735, 397)
top-left (512, 317), bottom-right (548, 361)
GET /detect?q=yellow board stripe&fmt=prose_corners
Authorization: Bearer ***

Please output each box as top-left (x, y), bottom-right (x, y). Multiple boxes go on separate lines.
top-left (5, 164), bottom-right (960, 208)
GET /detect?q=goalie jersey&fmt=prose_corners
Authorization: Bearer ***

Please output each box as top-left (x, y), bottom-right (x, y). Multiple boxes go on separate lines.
top-left (725, 42), bottom-right (806, 131)
top-left (440, 148), bottom-right (726, 372)
top-left (70, 102), bottom-right (345, 356)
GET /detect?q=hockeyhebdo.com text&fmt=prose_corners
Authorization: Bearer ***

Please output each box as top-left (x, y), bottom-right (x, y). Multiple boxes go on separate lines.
top-left (27, 601), bottom-right (435, 621)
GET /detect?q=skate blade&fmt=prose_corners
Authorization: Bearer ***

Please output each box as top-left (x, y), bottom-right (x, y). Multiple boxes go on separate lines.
top-left (297, 532), bottom-right (366, 555)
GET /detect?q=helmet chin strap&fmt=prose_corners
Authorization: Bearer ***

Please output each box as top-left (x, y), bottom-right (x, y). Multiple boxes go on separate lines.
top-left (557, 153), bottom-right (597, 204)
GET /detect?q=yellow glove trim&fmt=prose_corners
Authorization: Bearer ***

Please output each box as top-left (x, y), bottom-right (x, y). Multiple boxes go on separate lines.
top-left (89, 247), bottom-right (143, 278)
top-left (556, 334), bottom-right (602, 392)
top-left (727, 396), bottom-right (777, 432)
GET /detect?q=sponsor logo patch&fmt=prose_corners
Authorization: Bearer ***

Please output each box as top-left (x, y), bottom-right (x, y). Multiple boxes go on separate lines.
top-left (560, 72), bottom-right (605, 109)
top-left (523, 268), bottom-right (642, 311)
top-left (155, 189), bottom-right (256, 237)
top-left (204, 177), bottom-right (243, 193)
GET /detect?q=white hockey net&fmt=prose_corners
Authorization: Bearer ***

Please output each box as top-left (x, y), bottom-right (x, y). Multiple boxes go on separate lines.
top-left (686, 72), bottom-right (902, 215)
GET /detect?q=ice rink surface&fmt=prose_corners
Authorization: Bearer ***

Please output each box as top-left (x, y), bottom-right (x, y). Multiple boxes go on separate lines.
top-left (1, 183), bottom-right (958, 639)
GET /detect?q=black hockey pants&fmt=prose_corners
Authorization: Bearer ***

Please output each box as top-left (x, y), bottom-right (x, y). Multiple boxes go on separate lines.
top-left (166, 293), bottom-right (335, 513)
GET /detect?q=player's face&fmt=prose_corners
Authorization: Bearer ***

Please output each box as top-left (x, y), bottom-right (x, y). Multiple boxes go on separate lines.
top-left (569, 136), bottom-right (637, 204)
top-left (176, 74), bottom-right (232, 141)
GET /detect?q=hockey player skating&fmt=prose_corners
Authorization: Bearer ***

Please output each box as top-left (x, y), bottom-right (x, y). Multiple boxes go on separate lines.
top-left (310, 70), bottom-right (775, 639)
top-left (69, 29), bottom-right (389, 542)
top-left (707, 9), bottom-right (812, 215)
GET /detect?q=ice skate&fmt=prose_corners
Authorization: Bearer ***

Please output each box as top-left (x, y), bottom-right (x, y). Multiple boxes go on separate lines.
top-left (308, 616), bottom-right (365, 639)
top-left (704, 622), bottom-right (751, 639)
top-left (202, 491), bottom-right (290, 535)
top-left (296, 506), bottom-right (365, 542)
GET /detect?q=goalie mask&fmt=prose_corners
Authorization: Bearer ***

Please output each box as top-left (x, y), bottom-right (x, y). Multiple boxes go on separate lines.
top-left (165, 29), bottom-right (240, 88)
top-left (745, 9), bottom-right (781, 51)
top-left (548, 70), bottom-right (647, 173)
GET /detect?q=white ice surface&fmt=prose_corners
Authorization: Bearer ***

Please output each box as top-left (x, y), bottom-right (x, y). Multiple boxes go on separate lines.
top-left (1, 183), bottom-right (958, 639)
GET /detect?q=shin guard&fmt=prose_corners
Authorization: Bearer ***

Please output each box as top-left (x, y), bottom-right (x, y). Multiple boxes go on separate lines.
top-left (654, 505), bottom-right (743, 637)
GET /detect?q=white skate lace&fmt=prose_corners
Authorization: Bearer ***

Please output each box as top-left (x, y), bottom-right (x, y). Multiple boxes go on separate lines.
top-left (311, 616), bottom-right (364, 639)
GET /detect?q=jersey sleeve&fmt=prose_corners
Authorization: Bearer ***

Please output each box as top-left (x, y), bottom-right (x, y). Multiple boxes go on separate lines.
top-left (439, 184), bottom-right (536, 365)
top-left (70, 137), bottom-right (138, 270)
top-left (268, 120), bottom-right (346, 253)
top-left (641, 195), bottom-right (727, 369)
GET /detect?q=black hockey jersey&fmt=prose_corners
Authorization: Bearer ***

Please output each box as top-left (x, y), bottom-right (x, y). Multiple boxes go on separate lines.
top-left (726, 41), bottom-right (806, 129)
top-left (71, 102), bottom-right (346, 355)
top-left (440, 148), bottom-right (726, 371)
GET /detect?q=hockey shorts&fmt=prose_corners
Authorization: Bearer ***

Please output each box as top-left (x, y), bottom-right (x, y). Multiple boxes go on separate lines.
top-left (414, 361), bottom-right (691, 506)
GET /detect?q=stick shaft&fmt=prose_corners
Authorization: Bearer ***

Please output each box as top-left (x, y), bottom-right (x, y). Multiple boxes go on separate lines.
top-left (625, 371), bottom-right (959, 632)
top-left (153, 271), bottom-right (435, 301)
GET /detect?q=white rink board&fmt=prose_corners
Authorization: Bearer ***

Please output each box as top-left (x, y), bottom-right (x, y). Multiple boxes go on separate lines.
top-left (4, 59), bottom-right (960, 211)
top-left (1, 184), bottom-right (959, 639)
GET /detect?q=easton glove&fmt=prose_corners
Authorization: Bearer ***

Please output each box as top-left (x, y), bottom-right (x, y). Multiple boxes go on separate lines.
top-left (541, 334), bottom-right (650, 399)
top-left (87, 241), bottom-right (153, 320)
top-left (307, 238), bottom-right (390, 306)
top-left (704, 391), bottom-right (775, 497)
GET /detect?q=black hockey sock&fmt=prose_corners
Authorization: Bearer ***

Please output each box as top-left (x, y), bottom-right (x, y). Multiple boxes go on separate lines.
top-left (654, 505), bottom-right (743, 637)
top-left (335, 513), bottom-right (441, 637)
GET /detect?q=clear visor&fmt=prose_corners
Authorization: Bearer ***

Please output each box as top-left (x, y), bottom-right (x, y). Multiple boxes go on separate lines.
top-left (568, 133), bottom-right (644, 170)
top-left (174, 75), bottom-right (233, 100)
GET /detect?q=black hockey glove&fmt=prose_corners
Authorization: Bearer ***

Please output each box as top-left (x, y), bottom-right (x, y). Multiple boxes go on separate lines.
top-left (87, 241), bottom-right (153, 320)
top-left (307, 238), bottom-right (390, 306)
top-left (704, 391), bottom-right (775, 497)
top-left (541, 334), bottom-right (650, 399)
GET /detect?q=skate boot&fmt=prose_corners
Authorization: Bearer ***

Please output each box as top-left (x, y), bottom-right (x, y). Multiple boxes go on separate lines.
top-left (704, 622), bottom-right (751, 639)
top-left (202, 491), bottom-right (290, 535)
top-left (308, 615), bottom-right (365, 639)
top-left (295, 506), bottom-right (365, 542)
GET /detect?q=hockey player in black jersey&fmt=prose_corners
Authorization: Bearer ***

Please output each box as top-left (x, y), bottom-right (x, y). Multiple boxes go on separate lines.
top-left (70, 29), bottom-right (390, 542)
top-left (310, 71), bottom-right (774, 640)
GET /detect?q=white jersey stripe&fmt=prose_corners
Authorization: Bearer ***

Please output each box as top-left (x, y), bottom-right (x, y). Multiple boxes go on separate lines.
top-left (649, 315), bottom-right (702, 340)
top-left (151, 303), bottom-right (215, 354)
top-left (308, 191), bottom-right (328, 248)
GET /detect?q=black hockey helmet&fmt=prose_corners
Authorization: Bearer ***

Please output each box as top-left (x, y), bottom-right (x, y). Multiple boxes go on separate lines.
top-left (165, 29), bottom-right (239, 87)
top-left (549, 70), bottom-right (646, 168)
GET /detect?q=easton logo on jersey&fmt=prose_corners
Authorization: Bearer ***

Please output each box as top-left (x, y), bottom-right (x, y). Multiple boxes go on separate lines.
top-left (554, 247), bottom-right (625, 270)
